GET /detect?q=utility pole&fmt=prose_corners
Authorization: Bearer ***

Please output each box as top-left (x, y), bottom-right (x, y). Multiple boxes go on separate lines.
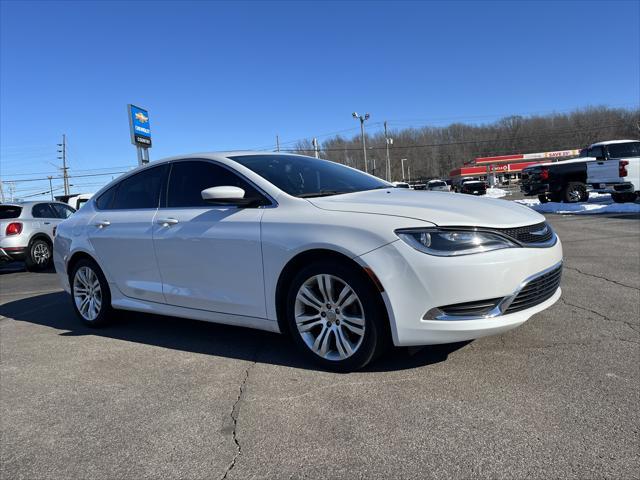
top-left (312, 137), bottom-right (319, 158)
top-left (48, 177), bottom-right (54, 200)
top-left (276, 135), bottom-right (280, 152)
top-left (57, 134), bottom-right (69, 195)
top-left (384, 121), bottom-right (393, 181)
top-left (401, 158), bottom-right (408, 182)
top-left (352, 112), bottom-right (370, 173)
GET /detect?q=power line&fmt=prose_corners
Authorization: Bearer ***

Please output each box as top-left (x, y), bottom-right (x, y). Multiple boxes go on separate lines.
top-left (284, 122), bottom-right (631, 153)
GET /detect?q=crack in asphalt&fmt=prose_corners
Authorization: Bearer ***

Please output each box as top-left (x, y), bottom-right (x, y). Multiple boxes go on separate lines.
top-left (563, 264), bottom-right (640, 291)
top-left (559, 297), bottom-right (639, 335)
top-left (220, 348), bottom-right (260, 480)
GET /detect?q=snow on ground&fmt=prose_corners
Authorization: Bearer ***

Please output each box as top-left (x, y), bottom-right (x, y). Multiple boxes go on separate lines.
top-left (515, 193), bottom-right (640, 215)
top-left (485, 188), bottom-right (508, 198)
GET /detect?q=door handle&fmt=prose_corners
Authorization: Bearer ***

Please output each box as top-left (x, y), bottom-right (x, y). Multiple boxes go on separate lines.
top-left (156, 218), bottom-right (179, 227)
top-left (44, 222), bottom-right (51, 225)
top-left (94, 220), bottom-right (111, 228)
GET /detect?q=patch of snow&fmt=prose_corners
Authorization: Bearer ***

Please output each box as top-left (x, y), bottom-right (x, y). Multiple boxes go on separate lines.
top-left (485, 188), bottom-right (508, 199)
top-left (514, 193), bottom-right (640, 215)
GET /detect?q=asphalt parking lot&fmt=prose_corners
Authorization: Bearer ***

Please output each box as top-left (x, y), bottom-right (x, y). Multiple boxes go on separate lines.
top-left (1, 213), bottom-right (639, 479)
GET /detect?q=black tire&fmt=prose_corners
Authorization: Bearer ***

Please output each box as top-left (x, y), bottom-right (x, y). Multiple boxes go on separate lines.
top-left (69, 258), bottom-right (114, 327)
top-left (285, 259), bottom-right (389, 372)
top-left (562, 182), bottom-right (588, 203)
top-left (611, 192), bottom-right (638, 203)
top-left (25, 238), bottom-right (52, 271)
top-left (537, 194), bottom-right (550, 204)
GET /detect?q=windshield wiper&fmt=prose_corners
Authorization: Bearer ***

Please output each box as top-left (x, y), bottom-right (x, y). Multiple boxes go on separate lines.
top-left (298, 190), bottom-right (346, 198)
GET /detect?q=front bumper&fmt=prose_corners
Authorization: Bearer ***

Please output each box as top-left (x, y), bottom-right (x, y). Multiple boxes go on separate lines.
top-left (359, 235), bottom-right (563, 346)
top-left (521, 182), bottom-right (549, 196)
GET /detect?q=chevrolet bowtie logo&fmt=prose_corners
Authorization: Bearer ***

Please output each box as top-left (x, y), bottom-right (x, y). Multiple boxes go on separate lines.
top-left (135, 112), bottom-right (149, 124)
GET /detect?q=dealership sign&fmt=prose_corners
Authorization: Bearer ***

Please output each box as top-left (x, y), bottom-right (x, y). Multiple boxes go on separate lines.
top-left (128, 104), bottom-right (152, 147)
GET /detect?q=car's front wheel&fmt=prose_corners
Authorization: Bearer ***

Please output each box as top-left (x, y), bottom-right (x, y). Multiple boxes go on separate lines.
top-left (563, 182), bottom-right (589, 203)
top-left (286, 260), bottom-right (388, 372)
top-left (70, 259), bottom-right (113, 327)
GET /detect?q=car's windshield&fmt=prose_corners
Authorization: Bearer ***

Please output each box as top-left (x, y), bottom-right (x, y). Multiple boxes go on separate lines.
top-left (0, 205), bottom-right (22, 219)
top-left (607, 142), bottom-right (640, 158)
top-left (230, 154), bottom-right (390, 197)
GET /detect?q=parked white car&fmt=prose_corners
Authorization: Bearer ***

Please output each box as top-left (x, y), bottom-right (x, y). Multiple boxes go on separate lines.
top-left (586, 140), bottom-right (640, 203)
top-left (1, 201), bottom-right (75, 269)
top-left (54, 153), bottom-right (562, 371)
top-left (426, 179), bottom-right (450, 192)
top-left (67, 193), bottom-right (94, 210)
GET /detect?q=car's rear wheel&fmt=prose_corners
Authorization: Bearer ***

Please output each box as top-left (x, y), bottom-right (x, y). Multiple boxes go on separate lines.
top-left (537, 194), bottom-right (550, 203)
top-left (25, 238), bottom-right (52, 271)
top-left (563, 182), bottom-right (588, 203)
top-left (286, 260), bottom-right (388, 372)
top-left (70, 259), bottom-right (113, 327)
top-left (611, 192), bottom-right (638, 203)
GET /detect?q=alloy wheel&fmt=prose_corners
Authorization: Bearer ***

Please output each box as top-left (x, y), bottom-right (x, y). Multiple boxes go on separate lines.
top-left (73, 266), bottom-right (102, 321)
top-left (294, 274), bottom-right (366, 361)
top-left (33, 243), bottom-right (50, 265)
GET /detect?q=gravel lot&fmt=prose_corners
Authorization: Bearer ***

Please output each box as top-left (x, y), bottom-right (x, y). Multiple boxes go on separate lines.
top-left (1, 213), bottom-right (639, 480)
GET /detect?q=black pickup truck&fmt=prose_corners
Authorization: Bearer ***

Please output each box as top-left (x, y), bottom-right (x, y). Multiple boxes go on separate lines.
top-left (520, 158), bottom-right (590, 203)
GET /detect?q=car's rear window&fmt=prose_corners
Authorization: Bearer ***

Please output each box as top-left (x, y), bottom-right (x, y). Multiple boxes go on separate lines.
top-left (0, 206), bottom-right (22, 219)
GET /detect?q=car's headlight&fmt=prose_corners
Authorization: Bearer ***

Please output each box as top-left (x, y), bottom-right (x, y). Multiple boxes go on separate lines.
top-left (395, 228), bottom-right (517, 256)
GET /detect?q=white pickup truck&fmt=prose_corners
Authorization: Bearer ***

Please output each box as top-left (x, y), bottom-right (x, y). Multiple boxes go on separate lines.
top-left (586, 140), bottom-right (640, 203)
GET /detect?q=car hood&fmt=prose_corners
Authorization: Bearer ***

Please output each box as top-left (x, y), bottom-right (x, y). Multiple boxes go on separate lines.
top-left (306, 189), bottom-right (545, 228)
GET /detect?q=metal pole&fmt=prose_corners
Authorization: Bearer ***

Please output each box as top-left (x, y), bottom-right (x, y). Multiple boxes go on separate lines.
top-left (384, 121), bottom-right (392, 182)
top-left (360, 118), bottom-right (368, 173)
top-left (312, 137), bottom-right (319, 158)
top-left (137, 146), bottom-right (144, 166)
top-left (276, 135), bottom-right (280, 152)
top-left (62, 134), bottom-right (69, 195)
top-left (401, 158), bottom-right (407, 181)
top-left (48, 177), bottom-right (54, 200)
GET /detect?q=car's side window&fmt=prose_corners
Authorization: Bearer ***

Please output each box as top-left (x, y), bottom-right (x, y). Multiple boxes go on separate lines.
top-left (97, 165), bottom-right (169, 210)
top-left (589, 146), bottom-right (605, 159)
top-left (95, 185), bottom-right (118, 210)
top-left (51, 203), bottom-right (75, 219)
top-left (32, 203), bottom-right (57, 218)
top-left (166, 161), bottom-right (266, 208)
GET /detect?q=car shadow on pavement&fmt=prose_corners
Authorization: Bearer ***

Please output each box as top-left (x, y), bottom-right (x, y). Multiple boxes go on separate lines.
top-left (0, 292), bottom-right (470, 373)
top-left (0, 262), bottom-right (56, 274)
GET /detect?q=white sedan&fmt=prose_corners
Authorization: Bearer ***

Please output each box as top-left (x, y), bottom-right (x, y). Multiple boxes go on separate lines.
top-left (54, 153), bottom-right (562, 371)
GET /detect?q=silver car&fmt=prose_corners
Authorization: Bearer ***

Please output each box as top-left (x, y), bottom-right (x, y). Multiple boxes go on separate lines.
top-left (0, 201), bottom-right (75, 270)
top-left (426, 180), bottom-right (450, 192)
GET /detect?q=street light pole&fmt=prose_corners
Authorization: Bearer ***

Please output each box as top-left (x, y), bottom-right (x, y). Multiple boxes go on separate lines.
top-left (352, 112), bottom-right (370, 173)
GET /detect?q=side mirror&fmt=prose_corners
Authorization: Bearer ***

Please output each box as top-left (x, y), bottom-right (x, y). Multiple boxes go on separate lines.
top-left (201, 186), bottom-right (260, 207)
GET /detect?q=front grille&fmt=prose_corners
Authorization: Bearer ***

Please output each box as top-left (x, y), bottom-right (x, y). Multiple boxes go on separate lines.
top-left (439, 297), bottom-right (503, 317)
top-left (495, 222), bottom-right (554, 245)
top-left (505, 264), bottom-right (562, 314)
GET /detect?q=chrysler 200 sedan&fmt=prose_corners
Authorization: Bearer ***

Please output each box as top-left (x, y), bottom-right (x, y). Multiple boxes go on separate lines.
top-left (54, 153), bottom-right (562, 371)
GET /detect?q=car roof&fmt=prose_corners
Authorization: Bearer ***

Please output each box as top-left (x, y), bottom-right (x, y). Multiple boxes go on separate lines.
top-left (589, 139), bottom-right (639, 147)
top-left (0, 200), bottom-right (69, 207)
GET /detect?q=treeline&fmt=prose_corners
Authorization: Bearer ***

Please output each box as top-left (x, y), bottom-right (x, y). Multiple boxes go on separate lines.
top-left (292, 106), bottom-right (639, 181)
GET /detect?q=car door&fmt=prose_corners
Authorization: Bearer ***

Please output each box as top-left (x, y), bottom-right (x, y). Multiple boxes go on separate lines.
top-left (31, 203), bottom-right (59, 239)
top-left (87, 164), bottom-right (169, 303)
top-left (152, 159), bottom-right (269, 318)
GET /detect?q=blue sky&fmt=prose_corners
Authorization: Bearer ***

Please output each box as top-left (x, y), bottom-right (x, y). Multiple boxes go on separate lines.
top-left (1, 0), bottom-right (639, 198)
